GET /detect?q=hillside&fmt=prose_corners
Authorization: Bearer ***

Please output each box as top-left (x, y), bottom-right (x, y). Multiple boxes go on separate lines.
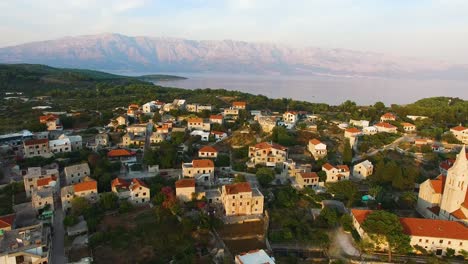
top-left (0, 64), bottom-right (184, 92)
top-left (1, 33), bottom-right (468, 79)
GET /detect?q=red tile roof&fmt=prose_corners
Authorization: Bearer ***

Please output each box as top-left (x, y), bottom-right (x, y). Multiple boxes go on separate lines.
top-left (381, 113), bottom-right (396, 119)
top-left (439, 159), bottom-right (455, 171)
top-left (210, 115), bottom-right (223, 120)
top-left (375, 122), bottom-right (396, 129)
top-left (192, 159), bottom-right (214, 168)
top-left (188, 118), bottom-right (203, 123)
top-left (199, 146), bottom-right (218, 153)
top-left (309, 139), bottom-right (323, 145)
top-left (111, 178), bottom-right (130, 189)
top-left (211, 130), bottom-right (226, 136)
top-left (450, 208), bottom-right (467, 220)
top-left (37, 176), bottom-right (56, 187)
top-left (39, 114), bottom-right (59, 123)
top-left (224, 182), bottom-right (252, 195)
top-left (24, 138), bottom-right (48, 146)
top-left (451, 125), bottom-right (467, 132)
top-left (322, 163), bottom-right (335, 171)
top-left (399, 217), bottom-right (468, 240)
top-left (175, 178), bottom-right (196, 188)
top-left (337, 165), bottom-right (350, 172)
top-left (232, 101), bottom-right (246, 107)
top-left (351, 209), bottom-right (372, 224)
top-left (0, 214), bottom-right (15, 229)
top-left (345, 127), bottom-right (361, 133)
top-left (107, 149), bottom-right (135, 158)
top-left (299, 172), bottom-right (318, 179)
top-left (430, 175), bottom-right (446, 194)
top-left (131, 178), bottom-right (148, 191)
top-left (401, 122), bottom-right (415, 127)
top-left (253, 142), bottom-right (287, 151)
top-left (73, 180), bottom-right (97, 193)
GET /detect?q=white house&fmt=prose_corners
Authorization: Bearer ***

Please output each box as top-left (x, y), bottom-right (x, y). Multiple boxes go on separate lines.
top-left (308, 139), bottom-right (327, 160)
top-left (322, 163), bottom-right (350, 182)
top-left (450, 125), bottom-right (468, 144)
top-left (352, 160), bottom-right (374, 179)
top-left (64, 163), bottom-right (91, 185)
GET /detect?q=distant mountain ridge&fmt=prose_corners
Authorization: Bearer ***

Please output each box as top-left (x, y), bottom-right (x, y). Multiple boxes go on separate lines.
top-left (1, 33), bottom-right (467, 79)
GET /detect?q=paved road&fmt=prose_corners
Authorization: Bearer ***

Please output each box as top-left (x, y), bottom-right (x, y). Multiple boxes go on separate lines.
top-left (51, 201), bottom-right (66, 263)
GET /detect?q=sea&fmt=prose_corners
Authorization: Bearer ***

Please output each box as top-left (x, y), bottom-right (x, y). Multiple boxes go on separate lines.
top-left (126, 72), bottom-right (468, 106)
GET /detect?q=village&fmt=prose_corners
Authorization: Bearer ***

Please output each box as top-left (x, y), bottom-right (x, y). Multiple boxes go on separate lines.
top-left (0, 94), bottom-right (467, 264)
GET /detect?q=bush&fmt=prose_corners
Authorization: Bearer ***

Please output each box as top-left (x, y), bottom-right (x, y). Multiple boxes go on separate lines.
top-left (341, 214), bottom-right (353, 232)
top-left (63, 215), bottom-right (78, 227)
top-left (256, 168), bottom-right (275, 187)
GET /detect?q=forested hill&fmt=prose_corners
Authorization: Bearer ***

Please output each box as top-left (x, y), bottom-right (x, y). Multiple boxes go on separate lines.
top-left (0, 64), bottom-right (185, 92)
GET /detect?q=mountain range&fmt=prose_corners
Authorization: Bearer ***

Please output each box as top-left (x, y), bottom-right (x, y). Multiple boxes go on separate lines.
top-left (1, 33), bottom-right (467, 80)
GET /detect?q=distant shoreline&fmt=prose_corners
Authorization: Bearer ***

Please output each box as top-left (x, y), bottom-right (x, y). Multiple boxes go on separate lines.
top-left (136, 74), bottom-right (187, 81)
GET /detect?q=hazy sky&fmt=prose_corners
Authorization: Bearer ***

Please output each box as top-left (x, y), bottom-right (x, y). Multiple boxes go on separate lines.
top-left (1, 0), bottom-right (468, 63)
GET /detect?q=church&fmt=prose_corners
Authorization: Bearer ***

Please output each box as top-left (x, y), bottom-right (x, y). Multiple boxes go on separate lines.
top-left (417, 146), bottom-right (468, 226)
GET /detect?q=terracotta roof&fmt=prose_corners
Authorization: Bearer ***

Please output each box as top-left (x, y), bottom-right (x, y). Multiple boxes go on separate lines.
top-left (309, 139), bottom-right (323, 145)
top-left (299, 172), bottom-right (318, 179)
top-left (210, 115), bottom-right (223, 120)
top-left (381, 113), bottom-right (396, 119)
top-left (39, 114), bottom-right (59, 122)
top-left (232, 101), bottom-right (246, 107)
top-left (131, 179), bottom-right (148, 191)
top-left (211, 130), bottom-right (226, 136)
top-left (224, 182), bottom-right (252, 195)
top-left (284, 111), bottom-right (298, 115)
top-left (199, 146), bottom-right (218, 153)
top-left (322, 163), bottom-right (335, 171)
top-left (399, 217), bottom-right (468, 240)
top-left (462, 191), bottom-right (468, 208)
top-left (450, 208), bottom-right (467, 220)
top-left (0, 214), bottom-right (15, 229)
top-left (439, 159), bottom-right (455, 171)
top-left (351, 209), bottom-right (372, 224)
top-left (128, 104), bottom-right (139, 109)
top-left (175, 178), bottom-right (195, 188)
top-left (345, 127), bottom-right (361, 133)
top-left (451, 125), bottom-right (467, 132)
top-left (73, 180), bottom-right (97, 193)
top-left (337, 165), bottom-right (350, 172)
top-left (111, 178), bottom-right (130, 189)
top-left (188, 118), bottom-right (203, 123)
top-left (430, 175), bottom-right (446, 194)
top-left (107, 149), bottom-right (135, 158)
top-left (253, 142), bottom-right (287, 151)
top-left (37, 176), bottom-right (57, 187)
top-left (375, 122), bottom-right (396, 129)
top-left (24, 138), bottom-right (48, 146)
top-left (427, 206), bottom-right (440, 215)
top-left (401, 122), bottom-right (415, 127)
top-left (192, 159), bottom-right (214, 168)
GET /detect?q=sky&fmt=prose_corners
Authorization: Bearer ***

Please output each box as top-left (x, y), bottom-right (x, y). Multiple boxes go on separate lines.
top-left (1, 0), bottom-right (468, 63)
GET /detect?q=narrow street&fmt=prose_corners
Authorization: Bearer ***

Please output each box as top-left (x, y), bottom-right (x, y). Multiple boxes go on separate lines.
top-left (51, 172), bottom-right (66, 263)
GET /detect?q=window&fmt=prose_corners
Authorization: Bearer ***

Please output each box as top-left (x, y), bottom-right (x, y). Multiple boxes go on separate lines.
top-left (143, 192), bottom-right (146, 196)
top-left (240, 202), bottom-right (242, 206)
top-left (439, 240), bottom-right (443, 244)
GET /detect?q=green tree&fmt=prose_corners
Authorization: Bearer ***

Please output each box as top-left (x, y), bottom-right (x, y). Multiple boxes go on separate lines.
top-left (71, 197), bottom-right (91, 217)
top-left (256, 168), bottom-right (275, 187)
top-left (233, 174), bottom-right (246, 183)
top-left (326, 181), bottom-right (358, 207)
top-left (99, 192), bottom-right (119, 211)
top-left (343, 139), bottom-right (353, 165)
top-left (374, 102), bottom-right (386, 112)
top-left (215, 154), bottom-right (230, 167)
top-left (362, 211), bottom-right (411, 262)
top-left (341, 214), bottom-right (353, 232)
top-left (319, 207), bottom-right (338, 227)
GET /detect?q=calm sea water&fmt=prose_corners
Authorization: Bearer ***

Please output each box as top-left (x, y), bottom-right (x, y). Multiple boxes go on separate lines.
top-left (131, 72), bottom-right (468, 106)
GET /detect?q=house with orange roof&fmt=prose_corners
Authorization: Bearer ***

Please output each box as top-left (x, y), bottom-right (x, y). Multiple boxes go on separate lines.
top-left (175, 178), bottom-right (196, 202)
top-left (61, 177), bottom-right (98, 212)
top-left (127, 104), bottom-right (140, 117)
top-left (211, 130), bottom-right (227, 141)
top-left (182, 159), bottom-right (215, 185)
top-left (322, 163), bottom-right (350, 182)
top-left (248, 142), bottom-right (288, 167)
top-left (296, 172), bottom-right (319, 189)
top-left (380, 112), bottom-right (397, 122)
top-left (450, 125), bottom-right (468, 144)
top-left (107, 149), bottom-right (137, 164)
top-left (308, 139), bottom-right (327, 160)
top-left (209, 114), bottom-right (224, 124)
top-left (232, 101), bottom-right (246, 110)
top-left (344, 127), bottom-right (362, 138)
top-left (39, 114), bottom-right (63, 131)
top-left (198, 146), bottom-right (218, 158)
top-left (375, 122), bottom-right (398, 133)
top-left (351, 209), bottom-right (468, 256)
top-left (417, 147), bottom-right (468, 226)
top-left (401, 122), bottom-right (416, 133)
top-left (111, 178), bottom-right (150, 205)
top-left (187, 117), bottom-right (211, 131)
top-left (23, 166), bottom-right (59, 198)
top-left (221, 182), bottom-right (264, 216)
top-left (0, 214), bottom-right (15, 231)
